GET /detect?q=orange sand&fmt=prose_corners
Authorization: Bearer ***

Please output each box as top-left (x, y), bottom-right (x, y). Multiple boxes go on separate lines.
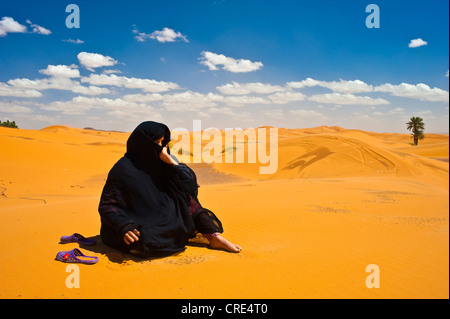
top-left (0, 125), bottom-right (448, 299)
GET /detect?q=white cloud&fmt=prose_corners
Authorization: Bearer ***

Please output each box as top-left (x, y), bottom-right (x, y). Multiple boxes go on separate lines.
top-left (162, 91), bottom-right (223, 111)
top-left (263, 109), bottom-right (285, 120)
top-left (392, 107), bottom-right (406, 114)
top-left (42, 96), bottom-right (104, 114)
top-left (0, 82), bottom-right (42, 98)
top-left (196, 111), bottom-right (211, 118)
top-left (7, 77), bottom-right (110, 96)
top-left (290, 109), bottom-right (324, 117)
top-left (287, 78), bottom-right (373, 93)
top-left (122, 93), bottom-right (164, 103)
top-left (7, 78), bottom-right (50, 90)
top-left (216, 82), bottom-right (286, 95)
top-left (63, 38), bottom-right (84, 44)
top-left (268, 91), bottom-right (306, 104)
top-left (102, 69), bottom-right (122, 74)
top-left (374, 82), bottom-right (449, 102)
top-left (15, 113), bottom-right (60, 123)
top-left (408, 38), bottom-right (428, 48)
top-left (125, 87), bottom-right (300, 110)
top-left (287, 78), bottom-right (322, 89)
top-left (81, 74), bottom-right (180, 93)
top-left (321, 79), bottom-right (373, 93)
top-left (223, 95), bottom-right (270, 107)
top-left (71, 84), bottom-right (111, 96)
top-left (0, 101), bottom-right (33, 113)
top-left (414, 110), bottom-right (436, 119)
top-left (192, 106), bottom-right (255, 123)
top-left (77, 52), bottom-right (118, 71)
top-left (288, 78), bottom-right (448, 103)
top-left (373, 107), bottom-right (406, 116)
top-left (26, 20), bottom-right (52, 35)
top-left (42, 96), bottom-right (155, 116)
top-left (39, 65), bottom-right (80, 78)
top-left (0, 17), bottom-right (51, 36)
top-left (205, 106), bottom-right (240, 116)
top-left (134, 27), bottom-right (188, 43)
top-left (0, 17), bottom-right (27, 36)
top-left (446, 70), bottom-right (449, 77)
top-left (308, 92), bottom-right (390, 105)
top-left (199, 51), bottom-right (263, 73)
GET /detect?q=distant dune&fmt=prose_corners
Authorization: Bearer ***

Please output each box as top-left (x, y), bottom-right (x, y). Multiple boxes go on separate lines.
top-left (212, 126), bottom-right (448, 186)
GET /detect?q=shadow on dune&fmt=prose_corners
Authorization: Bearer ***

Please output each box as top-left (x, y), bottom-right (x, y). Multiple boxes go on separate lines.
top-left (74, 235), bottom-right (148, 264)
top-left (77, 234), bottom-right (211, 264)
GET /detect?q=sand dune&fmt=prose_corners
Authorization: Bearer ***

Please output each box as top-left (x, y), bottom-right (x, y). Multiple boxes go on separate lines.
top-left (0, 125), bottom-right (448, 298)
top-left (213, 127), bottom-right (448, 187)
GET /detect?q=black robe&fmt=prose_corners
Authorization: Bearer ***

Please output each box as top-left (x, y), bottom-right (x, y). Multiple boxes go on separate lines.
top-left (98, 121), bottom-right (221, 258)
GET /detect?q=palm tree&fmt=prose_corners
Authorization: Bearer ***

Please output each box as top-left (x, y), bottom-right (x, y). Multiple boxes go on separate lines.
top-left (406, 116), bottom-right (425, 146)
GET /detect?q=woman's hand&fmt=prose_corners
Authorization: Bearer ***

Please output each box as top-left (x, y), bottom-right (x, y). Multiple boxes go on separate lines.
top-left (123, 229), bottom-right (140, 245)
top-left (159, 146), bottom-right (178, 165)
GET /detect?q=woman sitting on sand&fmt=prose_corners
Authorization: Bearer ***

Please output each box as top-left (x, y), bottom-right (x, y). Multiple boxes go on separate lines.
top-left (98, 121), bottom-right (241, 258)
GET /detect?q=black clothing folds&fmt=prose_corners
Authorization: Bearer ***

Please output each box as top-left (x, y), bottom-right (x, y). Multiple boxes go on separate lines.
top-left (98, 121), bottom-right (222, 258)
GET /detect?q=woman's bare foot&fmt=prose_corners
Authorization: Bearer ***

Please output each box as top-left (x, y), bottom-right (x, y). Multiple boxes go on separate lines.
top-left (209, 235), bottom-right (242, 253)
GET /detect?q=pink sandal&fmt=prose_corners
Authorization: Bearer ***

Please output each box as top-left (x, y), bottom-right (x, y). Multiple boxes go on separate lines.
top-left (55, 248), bottom-right (98, 264)
top-left (60, 233), bottom-right (96, 246)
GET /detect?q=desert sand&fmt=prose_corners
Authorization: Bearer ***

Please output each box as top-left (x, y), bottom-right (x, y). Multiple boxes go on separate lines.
top-left (0, 124), bottom-right (448, 299)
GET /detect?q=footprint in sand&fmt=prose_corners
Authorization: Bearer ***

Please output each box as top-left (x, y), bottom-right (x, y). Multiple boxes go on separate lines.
top-left (164, 255), bottom-right (207, 266)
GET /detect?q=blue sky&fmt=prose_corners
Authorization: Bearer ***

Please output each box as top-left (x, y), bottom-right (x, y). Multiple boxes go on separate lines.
top-left (0, 0), bottom-right (448, 133)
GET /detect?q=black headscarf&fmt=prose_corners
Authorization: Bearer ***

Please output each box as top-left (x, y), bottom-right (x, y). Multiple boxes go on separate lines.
top-left (126, 121), bottom-right (170, 167)
top-left (98, 121), bottom-right (198, 257)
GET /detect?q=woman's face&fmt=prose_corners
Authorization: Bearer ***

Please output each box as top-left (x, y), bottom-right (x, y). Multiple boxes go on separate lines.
top-left (154, 136), bottom-right (164, 146)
